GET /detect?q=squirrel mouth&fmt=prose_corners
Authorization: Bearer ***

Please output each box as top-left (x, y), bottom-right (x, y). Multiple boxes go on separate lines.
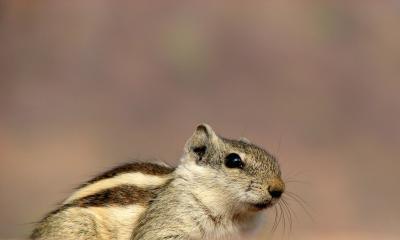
top-left (250, 201), bottom-right (273, 210)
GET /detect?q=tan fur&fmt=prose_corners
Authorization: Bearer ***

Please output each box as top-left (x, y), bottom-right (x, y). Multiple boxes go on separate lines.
top-left (32, 124), bottom-right (284, 240)
top-left (87, 205), bottom-right (147, 240)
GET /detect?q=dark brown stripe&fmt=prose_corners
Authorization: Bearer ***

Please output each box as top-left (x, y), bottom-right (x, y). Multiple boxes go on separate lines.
top-left (70, 184), bottom-right (158, 207)
top-left (79, 162), bottom-right (175, 188)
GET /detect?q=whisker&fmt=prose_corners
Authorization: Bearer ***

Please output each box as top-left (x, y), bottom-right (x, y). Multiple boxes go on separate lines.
top-left (284, 170), bottom-right (308, 180)
top-left (281, 198), bottom-right (293, 235)
top-left (278, 201), bottom-right (286, 239)
top-left (271, 205), bottom-right (279, 234)
top-left (285, 191), bottom-right (311, 208)
top-left (282, 196), bottom-right (299, 222)
top-left (285, 191), bottom-right (313, 215)
top-left (284, 192), bottom-right (314, 222)
top-left (274, 201), bottom-right (283, 236)
top-left (282, 200), bottom-right (291, 240)
top-left (284, 179), bottom-right (312, 186)
top-left (277, 202), bottom-right (285, 240)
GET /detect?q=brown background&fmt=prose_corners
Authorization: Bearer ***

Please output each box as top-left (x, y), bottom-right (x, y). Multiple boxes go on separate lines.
top-left (0, 1), bottom-right (399, 239)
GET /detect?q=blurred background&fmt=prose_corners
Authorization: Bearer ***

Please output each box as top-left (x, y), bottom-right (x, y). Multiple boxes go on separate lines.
top-left (0, 1), bottom-right (399, 239)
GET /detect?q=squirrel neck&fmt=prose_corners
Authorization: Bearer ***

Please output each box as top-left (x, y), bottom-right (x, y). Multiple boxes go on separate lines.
top-left (173, 162), bottom-right (239, 219)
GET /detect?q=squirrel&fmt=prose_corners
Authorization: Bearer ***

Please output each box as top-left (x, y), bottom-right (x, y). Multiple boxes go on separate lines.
top-left (31, 124), bottom-right (285, 240)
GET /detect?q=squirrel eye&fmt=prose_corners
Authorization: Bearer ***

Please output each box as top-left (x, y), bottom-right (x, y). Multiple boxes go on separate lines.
top-left (224, 153), bottom-right (244, 169)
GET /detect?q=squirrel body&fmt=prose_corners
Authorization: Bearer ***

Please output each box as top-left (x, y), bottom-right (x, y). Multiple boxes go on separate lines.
top-left (32, 124), bottom-right (284, 240)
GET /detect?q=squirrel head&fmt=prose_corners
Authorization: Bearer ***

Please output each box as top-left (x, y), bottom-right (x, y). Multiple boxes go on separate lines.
top-left (180, 123), bottom-right (285, 211)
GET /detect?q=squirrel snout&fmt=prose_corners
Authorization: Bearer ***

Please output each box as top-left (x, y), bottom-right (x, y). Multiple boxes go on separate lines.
top-left (268, 179), bottom-right (285, 199)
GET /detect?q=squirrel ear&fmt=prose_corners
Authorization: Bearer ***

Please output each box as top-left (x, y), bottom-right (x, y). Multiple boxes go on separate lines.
top-left (183, 123), bottom-right (219, 163)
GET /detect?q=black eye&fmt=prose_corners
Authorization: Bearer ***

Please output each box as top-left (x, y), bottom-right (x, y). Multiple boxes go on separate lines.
top-left (224, 153), bottom-right (244, 169)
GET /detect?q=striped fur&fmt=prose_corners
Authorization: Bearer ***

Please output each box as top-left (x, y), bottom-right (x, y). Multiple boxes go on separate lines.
top-left (31, 124), bottom-right (285, 240)
top-left (64, 172), bottom-right (171, 204)
top-left (31, 162), bottom-right (175, 240)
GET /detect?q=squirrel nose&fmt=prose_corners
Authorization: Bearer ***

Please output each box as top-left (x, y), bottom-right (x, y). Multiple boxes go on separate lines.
top-left (268, 187), bottom-right (283, 198)
top-left (268, 179), bottom-right (285, 198)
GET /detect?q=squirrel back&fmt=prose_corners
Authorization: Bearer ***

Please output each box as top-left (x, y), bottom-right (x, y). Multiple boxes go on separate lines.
top-left (31, 162), bottom-right (175, 240)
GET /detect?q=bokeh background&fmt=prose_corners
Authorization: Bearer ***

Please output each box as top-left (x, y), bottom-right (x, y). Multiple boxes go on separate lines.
top-left (1, 1), bottom-right (399, 239)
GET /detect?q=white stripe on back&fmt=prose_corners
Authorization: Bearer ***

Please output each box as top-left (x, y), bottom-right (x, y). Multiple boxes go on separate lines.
top-left (64, 172), bottom-right (172, 204)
